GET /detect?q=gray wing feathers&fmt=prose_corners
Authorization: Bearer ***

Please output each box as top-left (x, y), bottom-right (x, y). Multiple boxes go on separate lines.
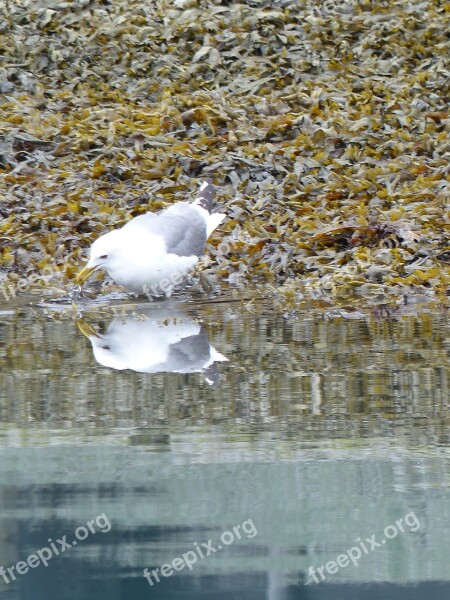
top-left (122, 202), bottom-right (207, 258)
top-left (157, 204), bottom-right (207, 257)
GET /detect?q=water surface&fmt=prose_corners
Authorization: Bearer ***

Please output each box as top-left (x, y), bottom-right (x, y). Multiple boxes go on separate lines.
top-left (0, 296), bottom-right (448, 599)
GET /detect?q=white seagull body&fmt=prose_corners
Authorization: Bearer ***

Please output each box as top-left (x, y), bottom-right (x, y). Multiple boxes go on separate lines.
top-left (76, 181), bottom-right (225, 296)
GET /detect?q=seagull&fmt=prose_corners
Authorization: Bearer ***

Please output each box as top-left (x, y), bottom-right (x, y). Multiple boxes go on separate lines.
top-left (75, 180), bottom-right (225, 296)
top-left (76, 306), bottom-right (228, 386)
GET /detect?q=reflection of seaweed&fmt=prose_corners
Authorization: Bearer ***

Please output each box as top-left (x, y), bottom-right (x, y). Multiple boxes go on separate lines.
top-left (3, 301), bottom-right (448, 438)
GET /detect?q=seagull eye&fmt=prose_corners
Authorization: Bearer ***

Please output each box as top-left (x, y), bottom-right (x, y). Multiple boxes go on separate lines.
top-left (99, 254), bottom-right (108, 259)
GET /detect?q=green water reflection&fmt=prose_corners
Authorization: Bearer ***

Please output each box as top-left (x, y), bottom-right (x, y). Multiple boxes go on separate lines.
top-left (0, 297), bottom-right (448, 599)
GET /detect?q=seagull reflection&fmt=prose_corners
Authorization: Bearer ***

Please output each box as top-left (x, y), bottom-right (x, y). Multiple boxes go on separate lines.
top-left (77, 307), bottom-right (228, 386)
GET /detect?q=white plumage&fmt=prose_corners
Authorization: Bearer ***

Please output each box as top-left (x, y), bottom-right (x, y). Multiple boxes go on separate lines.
top-left (76, 181), bottom-right (225, 296)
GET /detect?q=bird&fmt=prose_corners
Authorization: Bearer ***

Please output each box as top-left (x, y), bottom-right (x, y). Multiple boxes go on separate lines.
top-left (76, 306), bottom-right (228, 386)
top-left (75, 180), bottom-right (225, 296)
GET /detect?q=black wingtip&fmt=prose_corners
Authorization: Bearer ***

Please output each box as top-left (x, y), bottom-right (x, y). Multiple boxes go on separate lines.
top-left (196, 179), bottom-right (214, 213)
top-left (203, 362), bottom-right (220, 387)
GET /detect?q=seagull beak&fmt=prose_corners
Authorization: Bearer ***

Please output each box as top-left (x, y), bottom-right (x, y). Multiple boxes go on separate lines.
top-left (75, 264), bottom-right (97, 285)
top-left (76, 319), bottom-right (100, 339)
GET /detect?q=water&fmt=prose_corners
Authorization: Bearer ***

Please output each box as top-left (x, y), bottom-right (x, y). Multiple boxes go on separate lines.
top-left (0, 295), bottom-right (449, 599)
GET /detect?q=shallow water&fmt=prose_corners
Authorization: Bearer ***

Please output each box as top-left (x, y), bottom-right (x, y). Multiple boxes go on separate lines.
top-left (0, 295), bottom-right (449, 599)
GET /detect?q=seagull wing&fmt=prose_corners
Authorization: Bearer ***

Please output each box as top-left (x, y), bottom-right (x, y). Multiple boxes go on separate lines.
top-left (157, 203), bottom-right (207, 257)
top-left (121, 202), bottom-right (207, 257)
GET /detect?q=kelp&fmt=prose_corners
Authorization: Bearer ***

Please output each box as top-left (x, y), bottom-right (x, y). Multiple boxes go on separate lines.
top-left (0, 0), bottom-right (448, 305)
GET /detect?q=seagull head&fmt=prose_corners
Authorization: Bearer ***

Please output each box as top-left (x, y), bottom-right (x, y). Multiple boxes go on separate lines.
top-left (76, 230), bottom-right (121, 286)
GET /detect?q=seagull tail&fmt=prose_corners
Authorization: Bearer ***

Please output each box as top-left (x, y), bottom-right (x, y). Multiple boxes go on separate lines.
top-left (192, 179), bottom-right (226, 236)
top-left (205, 213), bottom-right (226, 237)
top-left (193, 179), bottom-right (214, 213)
